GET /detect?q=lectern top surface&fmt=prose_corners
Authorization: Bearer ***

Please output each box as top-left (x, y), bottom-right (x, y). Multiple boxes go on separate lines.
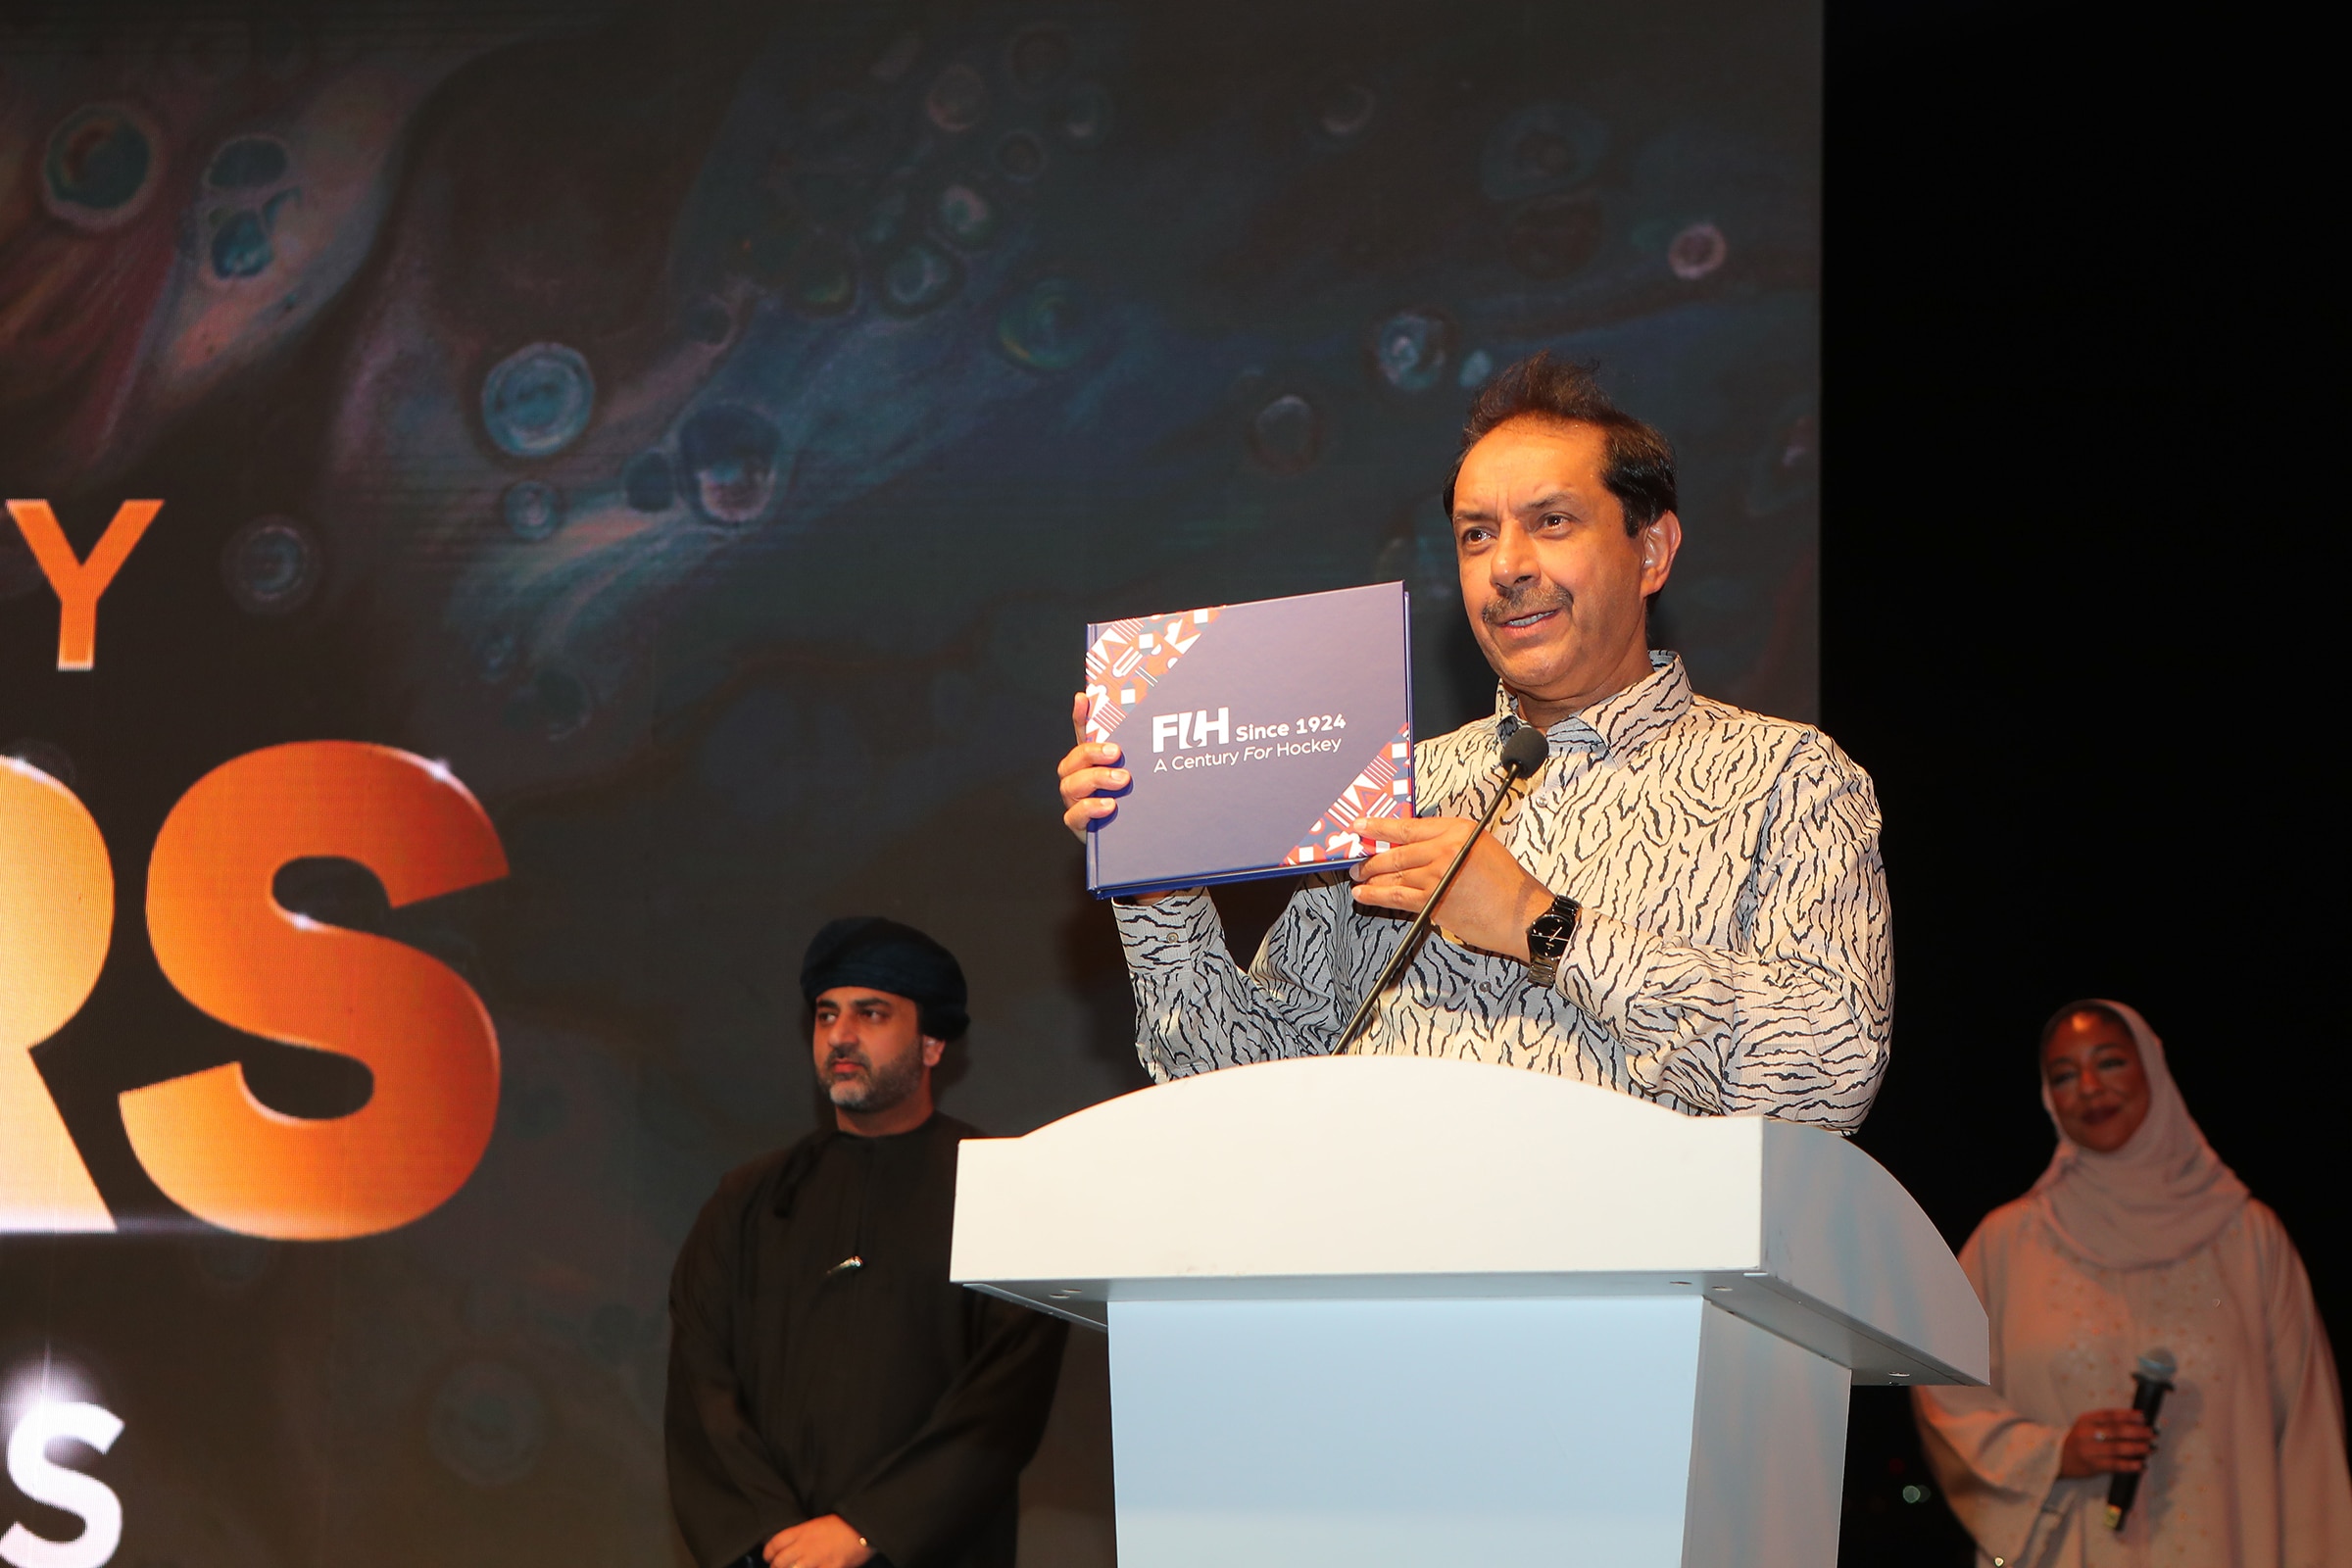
top-left (949, 1056), bottom-right (1987, 1385)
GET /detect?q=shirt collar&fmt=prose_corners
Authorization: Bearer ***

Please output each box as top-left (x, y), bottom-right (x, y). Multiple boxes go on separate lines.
top-left (1491, 650), bottom-right (1691, 759)
top-left (834, 1111), bottom-right (942, 1148)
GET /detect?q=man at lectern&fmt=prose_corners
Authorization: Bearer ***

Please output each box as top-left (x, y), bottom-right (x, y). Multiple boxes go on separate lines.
top-left (665, 918), bottom-right (1067, 1568)
top-left (1058, 354), bottom-right (1889, 1129)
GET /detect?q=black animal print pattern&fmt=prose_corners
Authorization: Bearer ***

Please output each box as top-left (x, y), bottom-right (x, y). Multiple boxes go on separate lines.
top-left (1111, 654), bottom-right (1892, 1131)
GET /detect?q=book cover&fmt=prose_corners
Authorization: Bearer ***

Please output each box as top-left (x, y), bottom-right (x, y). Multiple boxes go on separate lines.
top-left (1082, 581), bottom-right (1414, 898)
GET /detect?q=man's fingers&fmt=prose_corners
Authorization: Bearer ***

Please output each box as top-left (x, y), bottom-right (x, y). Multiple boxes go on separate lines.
top-left (1059, 764), bottom-right (1130, 805)
top-left (1350, 869), bottom-right (1440, 908)
top-left (1056, 740), bottom-right (1122, 781)
top-left (1058, 738), bottom-right (1125, 843)
top-left (1350, 878), bottom-right (1422, 911)
top-left (1070, 691), bottom-right (1089, 743)
top-left (1350, 829), bottom-right (1465, 881)
top-left (1350, 851), bottom-right (1425, 884)
top-left (1359, 814), bottom-right (1454, 844)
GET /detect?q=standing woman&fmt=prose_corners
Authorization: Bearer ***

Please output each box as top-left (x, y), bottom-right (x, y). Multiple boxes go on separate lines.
top-left (1914, 1001), bottom-right (2351, 1565)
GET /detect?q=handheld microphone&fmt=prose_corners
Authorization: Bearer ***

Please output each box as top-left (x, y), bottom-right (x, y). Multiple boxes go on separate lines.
top-left (2105, 1348), bottom-right (2176, 1531)
top-left (1334, 720), bottom-right (1549, 1054)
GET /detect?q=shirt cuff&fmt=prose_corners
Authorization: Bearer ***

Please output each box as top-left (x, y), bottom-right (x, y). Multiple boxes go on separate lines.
top-left (1547, 904), bottom-right (1639, 1018)
top-left (1111, 887), bottom-right (1219, 964)
top-left (1545, 905), bottom-right (1706, 1103)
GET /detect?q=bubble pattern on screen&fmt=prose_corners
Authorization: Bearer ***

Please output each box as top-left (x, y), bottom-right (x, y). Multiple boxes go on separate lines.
top-left (0, 6), bottom-right (1819, 1560)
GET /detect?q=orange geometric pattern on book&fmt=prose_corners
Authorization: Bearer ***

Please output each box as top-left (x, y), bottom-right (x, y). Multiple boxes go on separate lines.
top-left (1082, 605), bottom-right (1224, 742)
top-left (1281, 724), bottom-right (1415, 867)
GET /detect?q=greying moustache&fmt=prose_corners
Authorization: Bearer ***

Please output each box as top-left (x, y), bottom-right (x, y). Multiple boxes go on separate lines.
top-left (1481, 584), bottom-right (1573, 627)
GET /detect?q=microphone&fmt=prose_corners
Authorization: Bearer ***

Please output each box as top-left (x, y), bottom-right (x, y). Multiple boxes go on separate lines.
top-left (2105, 1348), bottom-right (2176, 1531)
top-left (1335, 719), bottom-right (1550, 1054)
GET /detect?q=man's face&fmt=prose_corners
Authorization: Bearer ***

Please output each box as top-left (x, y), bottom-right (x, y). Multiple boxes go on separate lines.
top-left (1451, 416), bottom-right (1678, 709)
top-left (811, 987), bottom-right (940, 1114)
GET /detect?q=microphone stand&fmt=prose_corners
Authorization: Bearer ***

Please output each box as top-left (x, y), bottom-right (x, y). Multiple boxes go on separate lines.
top-left (1334, 724), bottom-right (1548, 1054)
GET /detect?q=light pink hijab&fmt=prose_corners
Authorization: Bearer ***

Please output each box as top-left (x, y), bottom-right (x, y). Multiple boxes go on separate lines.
top-left (2028, 999), bottom-right (2250, 1270)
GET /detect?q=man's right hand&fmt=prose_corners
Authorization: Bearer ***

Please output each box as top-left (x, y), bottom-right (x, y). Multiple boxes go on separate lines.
top-left (1058, 691), bottom-right (1130, 840)
top-left (2057, 1407), bottom-right (2155, 1477)
top-left (761, 1515), bottom-right (872, 1568)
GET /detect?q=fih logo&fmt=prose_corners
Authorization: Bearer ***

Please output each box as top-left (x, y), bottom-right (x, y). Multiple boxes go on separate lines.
top-left (1150, 707), bottom-right (1230, 752)
top-left (3, 501), bottom-right (508, 1241)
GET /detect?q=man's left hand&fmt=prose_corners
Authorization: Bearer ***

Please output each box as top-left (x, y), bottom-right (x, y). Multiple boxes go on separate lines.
top-left (1348, 815), bottom-right (1550, 959)
top-left (762, 1516), bottom-right (874, 1568)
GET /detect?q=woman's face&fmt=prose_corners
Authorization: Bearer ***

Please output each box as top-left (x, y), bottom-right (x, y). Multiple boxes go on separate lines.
top-left (2043, 1008), bottom-right (2152, 1153)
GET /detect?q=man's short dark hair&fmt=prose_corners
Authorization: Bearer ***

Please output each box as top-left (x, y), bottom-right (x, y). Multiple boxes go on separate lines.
top-left (1442, 353), bottom-right (1677, 535)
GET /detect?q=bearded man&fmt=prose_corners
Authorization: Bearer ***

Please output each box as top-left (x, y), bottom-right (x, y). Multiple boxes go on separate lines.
top-left (666, 918), bottom-right (1067, 1568)
top-left (1057, 353), bottom-right (1891, 1130)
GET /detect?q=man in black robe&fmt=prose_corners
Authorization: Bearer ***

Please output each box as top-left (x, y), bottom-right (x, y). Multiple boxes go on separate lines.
top-left (666, 918), bottom-right (1069, 1568)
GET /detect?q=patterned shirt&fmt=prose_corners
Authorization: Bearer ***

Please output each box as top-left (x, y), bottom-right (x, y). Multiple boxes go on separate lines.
top-left (1111, 653), bottom-right (1892, 1131)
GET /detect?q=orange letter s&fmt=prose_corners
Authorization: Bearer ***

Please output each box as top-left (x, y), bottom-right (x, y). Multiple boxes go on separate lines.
top-left (127, 743), bottom-right (509, 1240)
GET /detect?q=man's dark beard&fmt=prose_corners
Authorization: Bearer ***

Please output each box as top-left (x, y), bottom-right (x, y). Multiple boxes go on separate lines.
top-left (826, 1045), bottom-right (925, 1113)
top-left (1481, 581), bottom-right (1573, 627)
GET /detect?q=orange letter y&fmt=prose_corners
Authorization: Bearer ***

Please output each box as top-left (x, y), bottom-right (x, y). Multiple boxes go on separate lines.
top-left (6, 499), bottom-right (164, 671)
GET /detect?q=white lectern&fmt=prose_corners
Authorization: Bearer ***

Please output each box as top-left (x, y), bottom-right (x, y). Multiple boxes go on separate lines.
top-left (951, 1056), bottom-right (1986, 1568)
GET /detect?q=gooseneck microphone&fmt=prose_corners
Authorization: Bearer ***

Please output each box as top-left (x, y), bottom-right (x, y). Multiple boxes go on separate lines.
top-left (2106, 1348), bottom-right (2176, 1531)
top-left (1334, 720), bottom-right (1549, 1054)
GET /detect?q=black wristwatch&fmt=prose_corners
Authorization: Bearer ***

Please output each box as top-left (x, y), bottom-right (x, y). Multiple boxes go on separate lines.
top-left (1525, 893), bottom-right (1582, 987)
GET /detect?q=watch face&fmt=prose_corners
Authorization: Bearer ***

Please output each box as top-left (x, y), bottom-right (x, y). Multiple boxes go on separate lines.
top-left (1529, 898), bottom-right (1578, 955)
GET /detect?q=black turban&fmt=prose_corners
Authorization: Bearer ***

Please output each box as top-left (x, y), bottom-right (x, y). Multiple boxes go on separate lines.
top-left (800, 917), bottom-right (969, 1041)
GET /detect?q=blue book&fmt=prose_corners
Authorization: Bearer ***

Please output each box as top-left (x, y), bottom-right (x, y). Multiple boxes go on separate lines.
top-left (1082, 582), bottom-right (1414, 898)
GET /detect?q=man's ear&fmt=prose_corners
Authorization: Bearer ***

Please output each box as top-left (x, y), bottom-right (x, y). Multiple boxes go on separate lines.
top-left (1639, 511), bottom-right (1683, 596)
top-left (920, 1035), bottom-right (946, 1068)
